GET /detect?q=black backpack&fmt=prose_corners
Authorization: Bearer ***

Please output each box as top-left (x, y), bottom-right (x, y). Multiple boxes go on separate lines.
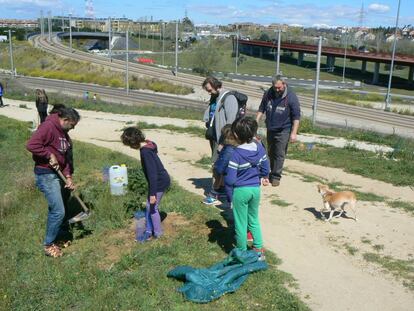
top-left (220, 91), bottom-right (248, 118)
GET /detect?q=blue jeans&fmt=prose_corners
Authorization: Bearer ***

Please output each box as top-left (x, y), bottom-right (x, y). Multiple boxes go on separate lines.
top-left (35, 173), bottom-right (69, 245)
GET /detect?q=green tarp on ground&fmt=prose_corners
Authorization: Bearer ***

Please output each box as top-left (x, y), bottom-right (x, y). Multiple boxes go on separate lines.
top-left (167, 248), bottom-right (268, 303)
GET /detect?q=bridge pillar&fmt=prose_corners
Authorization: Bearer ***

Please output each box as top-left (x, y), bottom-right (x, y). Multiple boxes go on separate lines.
top-left (249, 46), bottom-right (254, 56)
top-left (259, 47), bottom-right (263, 58)
top-left (361, 60), bottom-right (367, 74)
top-left (297, 52), bottom-right (304, 66)
top-left (409, 66), bottom-right (414, 83)
top-left (372, 62), bottom-right (380, 84)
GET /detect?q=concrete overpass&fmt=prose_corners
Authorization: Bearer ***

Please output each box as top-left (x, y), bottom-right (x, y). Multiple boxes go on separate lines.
top-left (238, 39), bottom-right (414, 85)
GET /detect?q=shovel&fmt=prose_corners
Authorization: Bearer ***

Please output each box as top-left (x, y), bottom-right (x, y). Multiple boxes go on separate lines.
top-left (56, 170), bottom-right (91, 224)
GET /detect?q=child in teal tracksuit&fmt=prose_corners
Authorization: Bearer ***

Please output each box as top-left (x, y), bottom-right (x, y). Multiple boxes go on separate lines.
top-left (225, 117), bottom-right (270, 260)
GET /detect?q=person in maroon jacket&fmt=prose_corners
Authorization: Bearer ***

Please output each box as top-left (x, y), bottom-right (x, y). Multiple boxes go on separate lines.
top-left (26, 107), bottom-right (80, 258)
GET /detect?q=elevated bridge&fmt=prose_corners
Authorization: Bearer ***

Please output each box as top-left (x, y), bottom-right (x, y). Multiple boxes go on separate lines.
top-left (238, 39), bottom-right (414, 85)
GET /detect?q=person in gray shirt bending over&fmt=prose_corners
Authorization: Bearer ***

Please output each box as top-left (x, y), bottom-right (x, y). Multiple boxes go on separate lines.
top-left (256, 75), bottom-right (300, 187)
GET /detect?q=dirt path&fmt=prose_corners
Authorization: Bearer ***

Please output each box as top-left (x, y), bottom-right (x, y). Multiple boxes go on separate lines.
top-left (1, 99), bottom-right (414, 311)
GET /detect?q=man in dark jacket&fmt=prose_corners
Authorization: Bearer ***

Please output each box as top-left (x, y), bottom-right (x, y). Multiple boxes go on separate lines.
top-left (26, 107), bottom-right (80, 258)
top-left (256, 75), bottom-right (300, 187)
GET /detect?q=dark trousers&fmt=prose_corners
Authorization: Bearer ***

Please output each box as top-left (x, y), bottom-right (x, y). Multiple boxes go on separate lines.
top-left (0, 96), bottom-right (3, 106)
top-left (267, 129), bottom-right (290, 181)
top-left (38, 110), bottom-right (48, 123)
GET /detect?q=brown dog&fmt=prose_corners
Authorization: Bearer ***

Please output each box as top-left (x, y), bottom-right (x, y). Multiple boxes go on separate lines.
top-left (317, 184), bottom-right (357, 222)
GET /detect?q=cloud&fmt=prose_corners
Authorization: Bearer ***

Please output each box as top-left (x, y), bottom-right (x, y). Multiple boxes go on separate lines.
top-left (189, 3), bottom-right (362, 26)
top-left (368, 3), bottom-right (390, 13)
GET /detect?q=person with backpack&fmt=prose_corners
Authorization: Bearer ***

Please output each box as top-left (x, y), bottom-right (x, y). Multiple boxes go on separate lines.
top-left (202, 76), bottom-right (243, 205)
top-left (35, 89), bottom-right (49, 123)
top-left (256, 75), bottom-right (300, 187)
top-left (0, 81), bottom-right (4, 107)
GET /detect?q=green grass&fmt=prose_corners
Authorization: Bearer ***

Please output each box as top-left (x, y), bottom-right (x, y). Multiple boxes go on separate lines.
top-left (0, 42), bottom-right (193, 95)
top-left (363, 253), bottom-right (414, 290)
top-left (361, 237), bottom-right (372, 244)
top-left (136, 121), bottom-right (205, 137)
top-left (293, 86), bottom-right (413, 108)
top-left (299, 118), bottom-right (414, 154)
top-left (287, 142), bottom-right (414, 187)
top-left (18, 103), bottom-right (29, 109)
top-left (344, 243), bottom-right (359, 256)
top-left (2, 79), bottom-right (203, 121)
top-left (175, 147), bottom-right (187, 151)
top-left (0, 115), bottom-right (309, 310)
top-left (270, 196), bottom-right (292, 207)
top-left (372, 244), bottom-right (385, 252)
top-left (195, 155), bottom-right (212, 170)
top-left (387, 201), bottom-right (414, 215)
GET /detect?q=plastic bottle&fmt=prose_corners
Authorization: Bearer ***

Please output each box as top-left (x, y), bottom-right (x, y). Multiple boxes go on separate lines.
top-left (109, 165), bottom-right (128, 195)
top-left (135, 217), bottom-right (146, 241)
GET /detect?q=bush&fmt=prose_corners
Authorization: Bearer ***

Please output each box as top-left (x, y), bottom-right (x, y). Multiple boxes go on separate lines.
top-left (124, 168), bottom-right (148, 213)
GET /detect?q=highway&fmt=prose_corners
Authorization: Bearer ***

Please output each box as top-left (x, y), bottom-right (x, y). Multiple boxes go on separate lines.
top-left (19, 34), bottom-right (414, 136)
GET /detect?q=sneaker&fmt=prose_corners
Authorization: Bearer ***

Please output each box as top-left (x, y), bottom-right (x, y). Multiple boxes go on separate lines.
top-left (56, 240), bottom-right (72, 249)
top-left (253, 247), bottom-right (266, 261)
top-left (137, 231), bottom-right (153, 243)
top-left (202, 196), bottom-right (221, 205)
top-left (247, 232), bottom-right (253, 242)
top-left (271, 180), bottom-right (280, 187)
top-left (44, 244), bottom-right (63, 258)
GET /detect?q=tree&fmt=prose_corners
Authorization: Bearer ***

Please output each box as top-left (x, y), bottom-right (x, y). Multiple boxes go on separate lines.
top-left (181, 17), bottom-right (194, 32)
top-left (191, 40), bottom-right (220, 75)
top-left (259, 33), bottom-right (270, 41)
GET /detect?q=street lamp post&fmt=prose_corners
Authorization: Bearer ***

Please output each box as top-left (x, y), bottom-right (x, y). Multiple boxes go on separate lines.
top-left (8, 30), bottom-right (15, 77)
top-left (48, 11), bottom-right (52, 42)
top-left (342, 31), bottom-right (348, 83)
top-left (69, 13), bottom-right (73, 52)
top-left (235, 29), bottom-right (239, 74)
top-left (108, 17), bottom-right (112, 62)
top-left (276, 29), bottom-right (281, 75)
top-left (312, 36), bottom-right (323, 125)
top-left (385, 0), bottom-right (402, 111)
top-left (162, 22), bottom-right (165, 66)
top-left (40, 10), bottom-right (44, 37)
top-left (175, 21), bottom-right (178, 76)
top-left (126, 30), bottom-right (129, 95)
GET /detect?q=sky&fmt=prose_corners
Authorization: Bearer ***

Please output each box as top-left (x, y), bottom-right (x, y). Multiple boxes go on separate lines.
top-left (0, 0), bottom-right (413, 28)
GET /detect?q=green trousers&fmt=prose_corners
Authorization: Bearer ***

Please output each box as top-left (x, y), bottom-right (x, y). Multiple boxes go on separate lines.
top-left (232, 186), bottom-right (263, 250)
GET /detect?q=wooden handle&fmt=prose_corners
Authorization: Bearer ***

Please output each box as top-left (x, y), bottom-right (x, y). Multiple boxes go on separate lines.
top-left (56, 170), bottom-right (89, 213)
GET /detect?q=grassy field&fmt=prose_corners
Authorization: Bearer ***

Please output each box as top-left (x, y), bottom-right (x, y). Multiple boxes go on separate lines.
top-left (0, 116), bottom-right (308, 310)
top-left (292, 86), bottom-right (413, 110)
top-left (0, 42), bottom-right (193, 95)
top-left (1, 79), bottom-right (203, 121)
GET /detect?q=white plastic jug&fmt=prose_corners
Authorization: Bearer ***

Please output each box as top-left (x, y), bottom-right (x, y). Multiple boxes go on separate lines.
top-left (109, 164), bottom-right (128, 195)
